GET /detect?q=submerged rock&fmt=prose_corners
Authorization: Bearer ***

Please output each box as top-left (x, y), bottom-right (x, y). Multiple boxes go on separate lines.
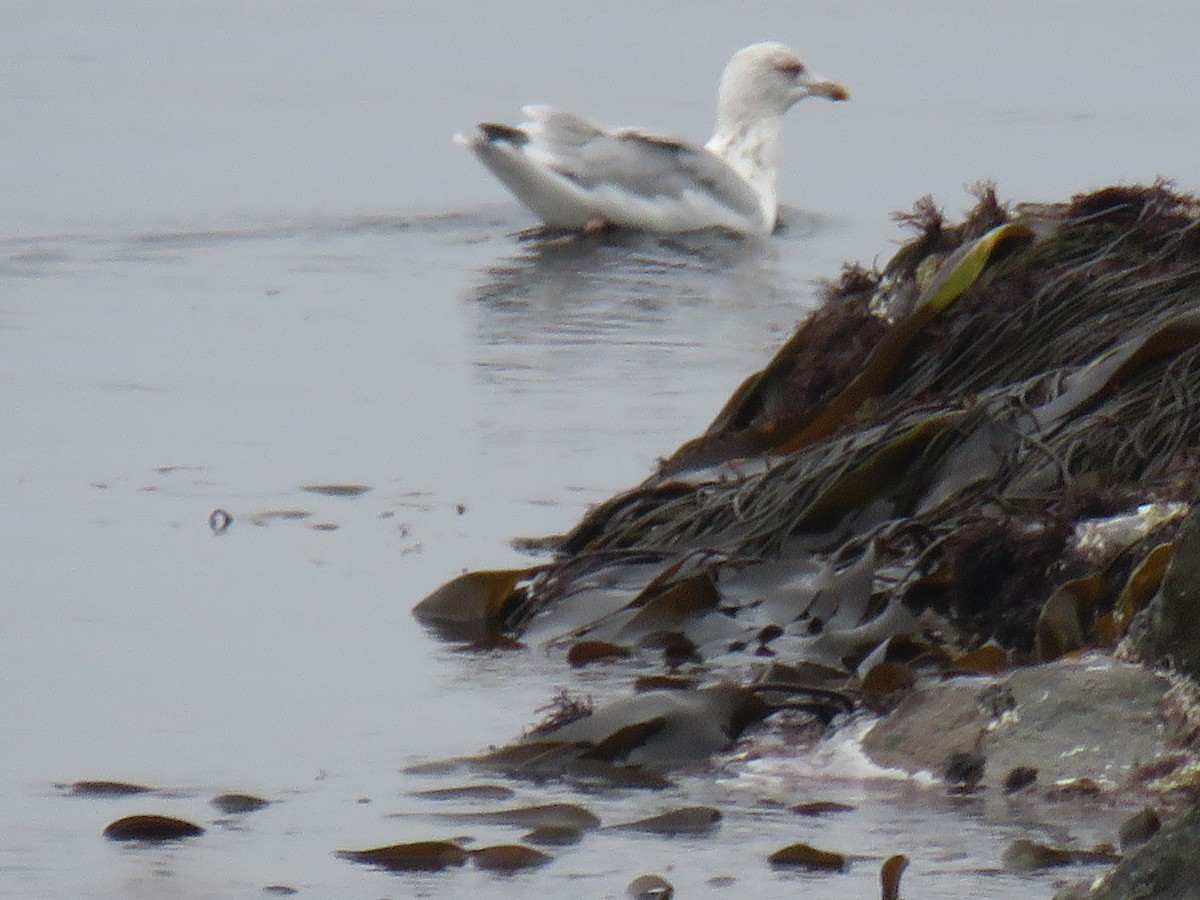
top-left (210, 792), bottom-right (270, 814)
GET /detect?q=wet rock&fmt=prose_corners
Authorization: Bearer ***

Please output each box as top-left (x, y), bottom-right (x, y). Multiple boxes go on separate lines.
top-left (211, 793), bottom-right (270, 814)
top-left (1129, 506), bottom-right (1200, 682)
top-left (103, 814), bottom-right (205, 842)
top-left (862, 654), bottom-right (1175, 787)
top-left (1002, 765), bottom-right (1038, 794)
top-left (944, 749), bottom-right (985, 793)
top-left (627, 873), bottom-right (674, 898)
top-left (1062, 800), bottom-right (1200, 898)
top-left (1118, 806), bottom-right (1162, 851)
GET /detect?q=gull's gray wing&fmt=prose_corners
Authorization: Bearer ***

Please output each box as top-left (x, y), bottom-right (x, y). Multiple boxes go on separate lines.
top-left (519, 106), bottom-right (762, 221)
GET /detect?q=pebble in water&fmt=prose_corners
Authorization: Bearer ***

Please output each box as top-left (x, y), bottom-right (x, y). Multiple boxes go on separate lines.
top-left (626, 873), bottom-right (674, 899)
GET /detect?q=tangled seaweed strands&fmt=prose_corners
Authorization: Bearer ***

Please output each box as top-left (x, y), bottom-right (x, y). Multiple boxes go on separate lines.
top-left (1011, 347), bottom-right (1200, 491)
top-left (502, 183), bottom-right (1200, 657)
top-left (888, 192), bottom-right (1200, 413)
top-left (569, 421), bottom-right (893, 558)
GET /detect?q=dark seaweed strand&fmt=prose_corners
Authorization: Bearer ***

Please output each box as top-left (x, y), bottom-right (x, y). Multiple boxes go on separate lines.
top-left (1033, 347), bottom-right (1200, 487)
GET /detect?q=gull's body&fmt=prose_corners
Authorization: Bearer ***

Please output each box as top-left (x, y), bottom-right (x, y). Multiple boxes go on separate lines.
top-left (455, 42), bottom-right (848, 236)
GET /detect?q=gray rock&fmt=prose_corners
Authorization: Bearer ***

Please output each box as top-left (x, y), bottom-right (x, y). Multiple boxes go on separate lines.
top-left (1129, 506), bottom-right (1200, 683)
top-left (1078, 800), bottom-right (1200, 899)
top-left (862, 654), bottom-right (1172, 788)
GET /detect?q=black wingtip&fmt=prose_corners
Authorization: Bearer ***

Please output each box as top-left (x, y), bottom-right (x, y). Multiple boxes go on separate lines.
top-left (478, 122), bottom-right (529, 145)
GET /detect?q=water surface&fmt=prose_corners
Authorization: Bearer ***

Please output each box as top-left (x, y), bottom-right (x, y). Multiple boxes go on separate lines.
top-left (3, 2), bottom-right (1197, 896)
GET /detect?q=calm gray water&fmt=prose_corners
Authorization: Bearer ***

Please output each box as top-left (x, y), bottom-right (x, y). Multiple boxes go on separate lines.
top-left (3, 2), bottom-right (1197, 897)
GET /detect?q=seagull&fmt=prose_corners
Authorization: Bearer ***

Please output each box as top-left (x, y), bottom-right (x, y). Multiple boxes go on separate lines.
top-left (455, 42), bottom-right (848, 236)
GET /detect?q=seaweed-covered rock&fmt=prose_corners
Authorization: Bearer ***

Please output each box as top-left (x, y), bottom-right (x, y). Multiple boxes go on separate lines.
top-left (417, 182), bottom-right (1200, 754)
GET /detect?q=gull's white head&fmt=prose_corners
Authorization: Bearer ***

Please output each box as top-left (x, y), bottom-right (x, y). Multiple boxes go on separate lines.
top-left (716, 42), bottom-right (849, 126)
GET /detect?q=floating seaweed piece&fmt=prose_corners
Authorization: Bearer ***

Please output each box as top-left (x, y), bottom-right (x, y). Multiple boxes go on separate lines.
top-left (103, 814), bottom-right (205, 842)
top-left (880, 854), bottom-right (909, 900)
top-left (210, 793), bottom-right (270, 815)
top-left (522, 825), bottom-right (584, 846)
top-left (791, 800), bottom-right (855, 817)
top-left (411, 784), bottom-right (516, 802)
top-left (302, 483), bottom-right (370, 497)
top-left (1002, 838), bottom-right (1118, 872)
top-left (768, 842), bottom-right (848, 871)
top-left (413, 567), bottom-right (538, 642)
top-left (470, 844), bottom-right (553, 872)
top-left (338, 840), bottom-right (469, 872)
top-left (246, 509), bottom-right (310, 527)
top-left (66, 780), bottom-right (153, 797)
top-left (567, 640), bottom-right (632, 667)
top-left (424, 802), bottom-right (601, 831)
top-left (607, 806), bottom-right (722, 836)
top-left (860, 661), bottom-right (917, 706)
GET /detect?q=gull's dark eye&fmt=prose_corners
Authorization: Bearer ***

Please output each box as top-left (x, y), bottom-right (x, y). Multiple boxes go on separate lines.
top-left (776, 60), bottom-right (806, 78)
